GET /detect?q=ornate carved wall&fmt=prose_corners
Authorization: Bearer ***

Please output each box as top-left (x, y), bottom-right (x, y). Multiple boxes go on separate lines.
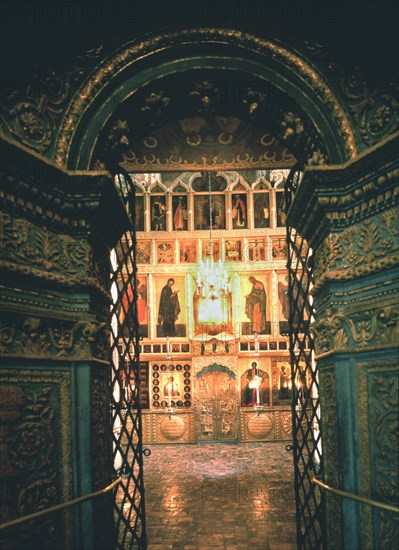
top-left (289, 131), bottom-right (399, 550)
top-left (0, 138), bottom-right (123, 548)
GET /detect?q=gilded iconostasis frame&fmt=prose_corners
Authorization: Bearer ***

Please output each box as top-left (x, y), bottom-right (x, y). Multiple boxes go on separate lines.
top-left (118, 169), bottom-right (309, 443)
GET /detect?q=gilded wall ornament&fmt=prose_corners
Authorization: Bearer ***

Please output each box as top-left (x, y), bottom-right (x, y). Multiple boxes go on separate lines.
top-left (314, 210), bottom-right (399, 282)
top-left (313, 305), bottom-right (399, 356)
top-left (1, 317), bottom-right (109, 361)
top-left (0, 212), bottom-right (90, 277)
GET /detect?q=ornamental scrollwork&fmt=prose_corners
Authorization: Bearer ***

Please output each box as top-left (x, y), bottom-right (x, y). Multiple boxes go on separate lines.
top-left (319, 368), bottom-right (342, 548)
top-left (53, 29), bottom-right (358, 167)
top-left (0, 369), bottom-right (73, 547)
top-left (0, 384), bottom-right (58, 547)
top-left (313, 305), bottom-right (399, 355)
top-left (314, 210), bottom-right (399, 281)
top-left (0, 323), bottom-right (16, 354)
top-left (371, 374), bottom-right (399, 548)
top-left (0, 46), bottom-right (103, 155)
top-left (0, 317), bottom-right (109, 361)
top-left (312, 313), bottom-right (348, 354)
top-left (0, 212), bottom-right (90, 277)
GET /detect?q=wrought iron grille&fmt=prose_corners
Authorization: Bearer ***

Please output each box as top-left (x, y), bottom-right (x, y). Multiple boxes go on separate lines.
top-left (285, 139), bottom-right (324, 549)
top-left (109, 169), bottom-right (147, 549)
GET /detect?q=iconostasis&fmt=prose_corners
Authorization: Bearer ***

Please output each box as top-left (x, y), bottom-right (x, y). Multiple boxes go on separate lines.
top-left (119, 169), bottom-right (311, 444)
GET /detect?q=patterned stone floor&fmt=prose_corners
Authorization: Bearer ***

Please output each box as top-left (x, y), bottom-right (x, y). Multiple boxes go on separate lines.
top-left (143, 442), bottom-right (297, 550)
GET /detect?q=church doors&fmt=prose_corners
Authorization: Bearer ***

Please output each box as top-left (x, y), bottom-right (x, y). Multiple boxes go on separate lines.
top-left (195, 367), bottom-right (239, 442)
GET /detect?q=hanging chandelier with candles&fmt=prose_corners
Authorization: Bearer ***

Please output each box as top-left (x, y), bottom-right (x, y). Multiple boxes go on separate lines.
top-left (195, 172), bottom-right (231, 317)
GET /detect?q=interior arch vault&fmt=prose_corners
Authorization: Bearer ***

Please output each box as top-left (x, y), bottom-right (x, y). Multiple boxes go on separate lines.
top-left (54, 28), bottom-right (359, 171)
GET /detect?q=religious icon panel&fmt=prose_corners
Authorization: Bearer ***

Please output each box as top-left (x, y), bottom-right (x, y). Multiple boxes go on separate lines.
top-left (224, 239), bottom-right (242, 262)
top-left (277, 271), bottom-right (289, 333)
top-left (133, 195), bottom-right (145, 231)
top-left (192, 273), bottom-right (233, 338)
top-left (246, 239), bottom-right (267, 262)
top-left (180, 240), bottom-right (197, 263)
top-left (276, 191), bottom-right (286, 227)
top-left (201, 240), bottom-right (221, 262)
top-left (231, 194), bottom-right (247, 229)
top-left (272, 359), bottom-right (310, 403)
top-left (253, 192), bottom-right (270, 228)
top-left (240, 273), bottom-right (271, 335)
top-left (137, 241), bottom-right (151, 264)
top-left (271, 237), bottom-right (287, 261)
top-left (118, 275), bottom-right (148, 338)
top-left (194, 194), bottom-right (225, 230)
top-left (150, 195), bottom-right (167, 230)
top-left (240, 361), bottom-right (270, 407)
top-left (172, 195), bottom-right (188, 230)
top-left (155, 276), bottom-right (186, 338)
top-left (156, 241), bottom-right (174, 263)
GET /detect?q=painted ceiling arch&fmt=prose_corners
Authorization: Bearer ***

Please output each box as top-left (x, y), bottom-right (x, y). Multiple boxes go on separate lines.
top-left (54, 28), bottom-right (359, 170)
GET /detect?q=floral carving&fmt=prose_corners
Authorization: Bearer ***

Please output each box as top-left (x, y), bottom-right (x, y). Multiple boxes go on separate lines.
top-left (280, 112), bottom-right (305, 141)
top-left (314, 210), bottom-right (399, 281)
top-left (0, 323), bottom-right (16, 354)
top-left (312, 312), bottom-right (348, 354)
top-left (371, 373), bottom-right (399, 547)
top-left (2, 384), bottom-right (59, 547)
top-left (319, 368), bottom-right (342, 547)
top-left (2, 46), bottom-right (102, 154)
top-left (313, 306), bottom-right (398, 354)
top-left (0, 213), bottom-right (90, 277)
top-left (1, 317), bottom-right (109, 360)
top-left (359, 95), bottom-right (399, 145)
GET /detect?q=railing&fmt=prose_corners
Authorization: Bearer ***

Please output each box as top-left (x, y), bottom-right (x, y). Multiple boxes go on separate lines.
top-left (313, 476), bottom-right (399, 514)
top-left (0, 477), bottom-right (123, 531)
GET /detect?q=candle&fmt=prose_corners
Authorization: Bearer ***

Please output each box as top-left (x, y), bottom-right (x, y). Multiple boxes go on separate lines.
top-left (256, 385), bottom-right (260, 406)
top-left (167, 382), bottom-right (172, 407)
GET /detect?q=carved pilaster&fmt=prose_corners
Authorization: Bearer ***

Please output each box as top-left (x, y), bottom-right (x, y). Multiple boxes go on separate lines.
top-left (289, 133), bottom-right (399, 550)
top-left (0, 138), bottom-right (127, 548)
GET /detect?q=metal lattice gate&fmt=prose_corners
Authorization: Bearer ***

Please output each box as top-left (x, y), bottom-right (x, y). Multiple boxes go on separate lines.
top-left (285, 154), bottom-right (324, 549)
top-left (109, 170), bottom-right (147, 548)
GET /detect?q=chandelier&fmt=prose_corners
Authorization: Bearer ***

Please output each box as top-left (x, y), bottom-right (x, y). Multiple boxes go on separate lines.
top-left (195, 172), bottom-right (230, 303)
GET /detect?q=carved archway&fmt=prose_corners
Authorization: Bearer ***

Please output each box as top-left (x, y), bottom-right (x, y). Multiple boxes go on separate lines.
top-left (53, 28), bottom-right (359, 170)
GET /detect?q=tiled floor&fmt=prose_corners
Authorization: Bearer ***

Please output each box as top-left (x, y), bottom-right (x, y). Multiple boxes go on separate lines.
top-left (144, 442), bottom-right (297, 549)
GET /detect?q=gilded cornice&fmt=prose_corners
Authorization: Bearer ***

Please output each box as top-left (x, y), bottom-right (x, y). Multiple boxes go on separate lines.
top-left (54, 28), bottom-right (358, 167)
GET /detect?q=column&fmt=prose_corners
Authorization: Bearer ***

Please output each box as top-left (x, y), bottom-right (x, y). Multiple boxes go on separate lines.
top-left (0, 139), bottom-right (128, 549)
top-left (288, 133), bottom-right (399, 550)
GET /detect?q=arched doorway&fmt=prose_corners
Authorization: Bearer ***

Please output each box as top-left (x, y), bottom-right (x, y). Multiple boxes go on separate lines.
top-left (4, 24), bottom-right (377, 550)
top-left (58, 29), bottom-right (356, 549)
